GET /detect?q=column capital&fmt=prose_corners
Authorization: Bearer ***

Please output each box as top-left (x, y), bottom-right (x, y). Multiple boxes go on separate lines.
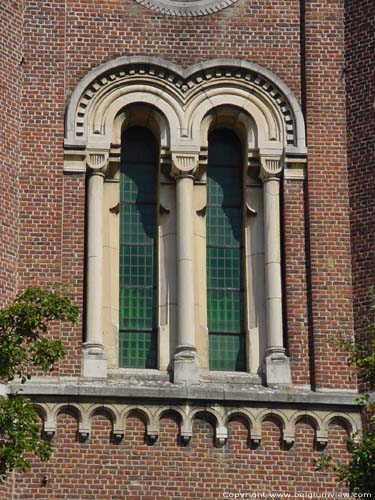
top-left (86, 149), bottom-right (109, 175)
top-left (259, 153), bottom-right (284, 182)
top-left (171, 151), bottom-right (199, 178)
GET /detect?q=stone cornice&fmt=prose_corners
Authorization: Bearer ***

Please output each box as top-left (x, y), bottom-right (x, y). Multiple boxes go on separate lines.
top-left (9, 379), bottom-right (362, 447)
top-left (10, 378), bottom-right (360, 407)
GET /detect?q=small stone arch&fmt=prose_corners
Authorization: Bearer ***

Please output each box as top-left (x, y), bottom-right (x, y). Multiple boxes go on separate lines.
top-left (188, 408), bottom-right (227, 446)
top-left (324, 412), bottom-right (357, 437)
top-left (253, 409), bottom-right (290, 447)
top-left (54, 403), bottom-right (83, 423)
top-left (225, 410), bottom-right (254, 446)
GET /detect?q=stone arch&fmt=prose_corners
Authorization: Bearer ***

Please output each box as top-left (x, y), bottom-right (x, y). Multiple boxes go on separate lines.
top-left (224, 409), bottom-right (254, 430)
top-left (64, 56), bottom-right (306, 174)
top-left (225, 410), bottom-right (254, 446)
top-left (54, 403), bottom-right (83, 423)
top-left (291, 411), bottom-right (322, 433)
top-left (200, 106), bottom-right (257, 152)
top-left (123, 405), bottom-right (152, 426)
top-left (324, 412), bottom-right (357, 436)
top-left (87, 404), bottom-right (119, 428)
top-left (33, 403), bottom-right (48, 423)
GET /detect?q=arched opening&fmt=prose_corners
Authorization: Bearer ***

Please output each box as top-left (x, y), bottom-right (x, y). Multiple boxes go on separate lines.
top-left (118, 126), bottom-right (158, 368)
top-left (207, 128), bottom-right (245, 371)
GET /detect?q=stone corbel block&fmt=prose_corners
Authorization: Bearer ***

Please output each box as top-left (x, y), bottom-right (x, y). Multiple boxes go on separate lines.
top-left (78, 421), bottom-right (91, 441)
top-left (180, 416), bottom-right (193, 444)
top-left (147, 423), bottom-right (159, 443)
top-left (283, 424), bottom-right (295, 446)
top-left (250, 424), bottom-right (262, 445)
top-left (113, 421), bottom-right (125, 441)
top-left (316, 429), bottom-right (328, 447)
top-left (215, 426), bottom-right (228, 447)
top-left (44, 418), bottom-right (56, 440)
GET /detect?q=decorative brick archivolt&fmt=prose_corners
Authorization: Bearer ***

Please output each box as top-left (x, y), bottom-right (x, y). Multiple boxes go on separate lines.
top-left (34, 401), bottom-right (360, 448)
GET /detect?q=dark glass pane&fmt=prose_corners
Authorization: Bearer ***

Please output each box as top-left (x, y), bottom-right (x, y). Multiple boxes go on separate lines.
top-left (207, 129), bottom-right (245, 371)
top-left (119, 127), bottom-right (157, 369)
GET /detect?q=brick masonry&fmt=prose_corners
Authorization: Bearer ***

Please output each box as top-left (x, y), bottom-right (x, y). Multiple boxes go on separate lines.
top-left (0, 0), bottom-right (373, 497)
top-left (14, 413), bottom-right (351, 499)
top-left (346, 0), bottom-right (375, 388)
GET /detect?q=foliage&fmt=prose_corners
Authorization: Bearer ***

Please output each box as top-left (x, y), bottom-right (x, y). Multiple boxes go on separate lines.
top-left (316, 301), bottom-right (375, 497)
top-left (335, 430), bottom-right (375, 495)
top-left (0, 287), bottom-right (78, 481)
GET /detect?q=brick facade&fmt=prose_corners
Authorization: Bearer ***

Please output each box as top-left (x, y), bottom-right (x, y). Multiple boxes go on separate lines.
top-left (346, 0), bottom-right (375, 377)
top-left (0, 0), bottom-right (373, 498)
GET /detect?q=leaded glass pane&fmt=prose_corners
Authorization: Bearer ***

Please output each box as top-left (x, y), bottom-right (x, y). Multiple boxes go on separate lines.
top-left (207, 129), bottom-right (245, 371)
top-left (119, 127), bottom-right (157, 369)
top-left (209, 333), bottom-right (245, 371)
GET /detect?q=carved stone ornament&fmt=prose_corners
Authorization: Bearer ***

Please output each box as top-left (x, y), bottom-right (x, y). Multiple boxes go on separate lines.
top-left (86, 150), bottom-right (109, 172)
top-left (133, 0), bottom-right (239, 17)
top-left (171, 152), bottom-right (199, 177)
top-left (260, 156), bottom-right (283, 181)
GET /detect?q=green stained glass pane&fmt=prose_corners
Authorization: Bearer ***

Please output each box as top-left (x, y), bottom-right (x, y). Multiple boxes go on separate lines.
top-left (209, 333), bottom-right (245, 371)
top-left (119, 331), bottom-right (157, 369)
top-left (207, 129), bottom-right (245, 371)
top-left (119, 127), bottom-right (157, 369)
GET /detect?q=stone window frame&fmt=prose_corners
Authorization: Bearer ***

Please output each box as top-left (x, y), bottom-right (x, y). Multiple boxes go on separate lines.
top-left (64, 56), bottom-right (307, 385)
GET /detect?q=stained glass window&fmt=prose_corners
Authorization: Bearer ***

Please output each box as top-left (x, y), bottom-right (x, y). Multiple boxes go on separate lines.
top-left (207, 129), bottom-right (245, 371)
top-left (119, 127), bottom-right (157, 368)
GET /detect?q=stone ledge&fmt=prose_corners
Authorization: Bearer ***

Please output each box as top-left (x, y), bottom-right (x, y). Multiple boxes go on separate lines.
top-left (9, 377), bottom-right (360, 407)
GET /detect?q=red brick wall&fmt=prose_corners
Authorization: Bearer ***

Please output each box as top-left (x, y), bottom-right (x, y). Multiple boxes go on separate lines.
top-left (283, 179), bottom-right (311, 386)
top-left (346, 0), bottom-right (375, 369)
top-left (14, 412), bottom-right (350, 499)
top-left (17, 1), bottom-right (65, 294)
top-left (0, 0), bottom-right (22, 305)
top-left (304, 0), bottom-right (355, 389)
top-left (14, 0), bottom-right (306, 378)
top-left (12, 0), bottom-right (357, 386)
top-left (0, 1), bottom-right (366, 495)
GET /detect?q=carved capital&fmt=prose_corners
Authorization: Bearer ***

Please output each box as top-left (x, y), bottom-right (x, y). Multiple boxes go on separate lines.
top-left (259, 155), bottom-right (284, 182)
top-left (86, 149), bottom-right (109, 175)
top-left (171, 152), bottom-right (199, 178)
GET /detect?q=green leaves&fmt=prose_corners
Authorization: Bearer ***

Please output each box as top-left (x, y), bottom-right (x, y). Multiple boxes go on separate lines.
top-left (0, 287), bottom-right (78, 480)
top-left (336, 431), bottom-right (375, 495)
top-left (318, 299), bottom-right (375, 496)
top-left (0, 397), bottom-right (51, 481)
top-left (0, 287), bottom-right (78, 383)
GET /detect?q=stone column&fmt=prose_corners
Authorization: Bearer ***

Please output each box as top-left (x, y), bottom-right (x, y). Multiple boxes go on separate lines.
top-left (260, 154), bottom-right (291, 385)
top-left (172, 152), bottom-right (200, 383)
top-left (82, 151), bottom-right (109, 378)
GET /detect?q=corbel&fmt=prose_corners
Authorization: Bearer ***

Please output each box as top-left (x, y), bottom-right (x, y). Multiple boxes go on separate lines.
top-left (283, 423), bottom-right (295, 446)
top-left (215, 425), bottom-right (228, 447)
top-left (316, 429), bottom-right (328, 448)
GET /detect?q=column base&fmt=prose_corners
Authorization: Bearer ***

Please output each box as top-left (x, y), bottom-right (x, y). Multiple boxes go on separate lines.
top-left (264, 348), bottom-right (291, 386)
top-left (173, 345), bottom-right (200, 384)
top-left (82, 343), bottom-right (108, 378)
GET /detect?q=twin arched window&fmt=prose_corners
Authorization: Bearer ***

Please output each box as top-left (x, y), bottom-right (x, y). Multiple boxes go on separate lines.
top-left (118, 126), bottom-right (246, 371)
